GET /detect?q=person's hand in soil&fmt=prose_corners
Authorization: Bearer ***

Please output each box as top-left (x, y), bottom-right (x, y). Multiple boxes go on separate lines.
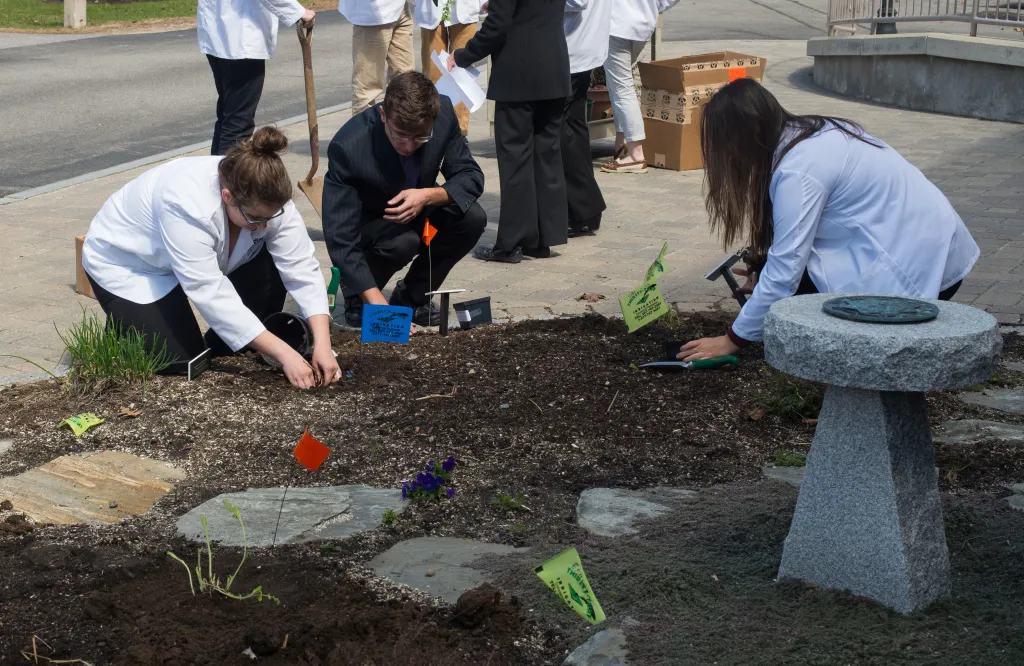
top-left (678, 335), bottom-right (740, 362)
top-left (307, 314), bottom-right (341, 386)
top-left (280, 349), bottom-right (319, 389)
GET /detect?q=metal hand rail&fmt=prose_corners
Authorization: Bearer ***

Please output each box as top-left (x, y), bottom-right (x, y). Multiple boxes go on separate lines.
top-left (827, 0), bottom-right (1024, 37)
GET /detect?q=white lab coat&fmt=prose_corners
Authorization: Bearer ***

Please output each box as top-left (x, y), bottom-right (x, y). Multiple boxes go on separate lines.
top-left (340, 0), bottom-right (409, 26)
top-left (565, 0), bottom-right (612, 73)
top-left (415, 0), bottom-right (483, 28)
top-left (610, 0), bottom-right (680, 43)
top-left (82, 157), bottom-right (330, 353)
top-left (197, 0), bottom-right (306, 60)
top-left (730, 123), bottom-right (980, 342)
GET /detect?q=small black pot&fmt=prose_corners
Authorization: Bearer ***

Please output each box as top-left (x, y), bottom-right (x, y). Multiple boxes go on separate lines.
top-left (261, 312), bottom-right (312, 369)
top-left (664, 340), bottom-right (685, 361)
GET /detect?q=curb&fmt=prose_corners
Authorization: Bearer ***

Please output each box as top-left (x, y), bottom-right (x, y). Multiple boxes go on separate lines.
top-left (0, 101), bottom-right (352, 205)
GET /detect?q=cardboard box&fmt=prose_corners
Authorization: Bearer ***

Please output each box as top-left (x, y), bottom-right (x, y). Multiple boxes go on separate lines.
top-left (75, 235), bottom-right (95, 299)
top-left (637, 51), bottom-right (767, 172)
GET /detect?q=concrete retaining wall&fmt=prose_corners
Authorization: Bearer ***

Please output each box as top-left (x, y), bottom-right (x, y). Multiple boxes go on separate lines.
top-left (807, 34), bottom-right (1024, 124)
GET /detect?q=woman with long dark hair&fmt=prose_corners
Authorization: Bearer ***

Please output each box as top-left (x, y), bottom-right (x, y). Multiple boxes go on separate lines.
top-left (678, 79), bottom-right (980, 361)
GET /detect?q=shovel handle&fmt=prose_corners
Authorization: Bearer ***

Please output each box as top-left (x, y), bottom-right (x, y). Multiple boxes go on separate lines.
top-left (297, 23), bottom-right (319, 184)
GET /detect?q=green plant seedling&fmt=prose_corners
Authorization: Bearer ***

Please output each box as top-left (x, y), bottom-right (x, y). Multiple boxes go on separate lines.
top-left (491, 491), bottom-right (532, 513)
top-left (167, 499), bottom-right (279, 604)
top-left (382, 508), bottom-right (398, 525)
top-left (773, 451), bottom-right (807, 468)
top-left (505, 521), bottom-right (529, 535)
top-left (753, 369), bottom-right (824, 420)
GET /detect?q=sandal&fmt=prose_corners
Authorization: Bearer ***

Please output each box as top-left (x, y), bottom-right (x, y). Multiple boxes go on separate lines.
top-left (601, 159), bottom-right (648, 174)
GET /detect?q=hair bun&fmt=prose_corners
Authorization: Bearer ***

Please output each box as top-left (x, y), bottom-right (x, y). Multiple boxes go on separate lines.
top-left (249, 126), bottom-right (288, 157)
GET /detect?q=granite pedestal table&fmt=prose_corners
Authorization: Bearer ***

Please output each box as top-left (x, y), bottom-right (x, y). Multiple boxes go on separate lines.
top-left (763, 294), bottom-right (1001, 613)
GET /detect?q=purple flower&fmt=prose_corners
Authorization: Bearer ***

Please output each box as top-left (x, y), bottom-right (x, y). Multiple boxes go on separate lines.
top-left (425, 460), bottom-right (435, 472)
top-left (442, 456), bottom-right (457, 473)
top-left (401, 483), bottom-right (409, 500)
top-left (446, 487), bottom-right (455, 499)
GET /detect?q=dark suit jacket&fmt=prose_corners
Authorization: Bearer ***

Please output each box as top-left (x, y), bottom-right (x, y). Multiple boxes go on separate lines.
top-left (453, 0), bottom-right (570, 103)
top-left (321, 98), bottom-right (485, 296)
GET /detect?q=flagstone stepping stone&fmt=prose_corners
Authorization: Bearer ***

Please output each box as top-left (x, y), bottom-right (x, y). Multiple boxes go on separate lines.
top-left (564, 628), bottom-right (629, 666)
top-left (1002, 361), bottom-right (1024, 373)
top-left (176, 485), bottom-right (403, 547)
top-left (367, 537), bottom-right (527, 604)
top-left (762, 465), bottom-right (805, 487)
top-left (960, 388), bottom-right (1024, 415)
top-left (932, 420), bottom-right (1024, 445)
top-left (577, 488), bottom-right (697, 538)
top-left (0, 450), bottom-right (184, 525)
top-left (0, 439), bottom-right (12, 458)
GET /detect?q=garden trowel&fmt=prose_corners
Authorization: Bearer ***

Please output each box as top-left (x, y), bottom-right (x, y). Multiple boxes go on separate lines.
top-left (296, 23), bottom-right (323, 218)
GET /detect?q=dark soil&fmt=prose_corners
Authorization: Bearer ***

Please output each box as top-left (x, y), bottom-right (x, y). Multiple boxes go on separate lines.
top-left (1, 314), bottom-right (1024, 664)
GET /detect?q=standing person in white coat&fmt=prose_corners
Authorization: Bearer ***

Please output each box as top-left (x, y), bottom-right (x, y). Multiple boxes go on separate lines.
top-left (416, 0), bottom-right (484, 136)
top-left (677, 79), bottom-right (980, 361)
top-left (341, 0), bottom-right (416, 116)
top-left (601, 0), bottom-right (680, 174)
top-left (82, 128), bottom-right (342, 389)
top-left (198, 0), bottom-right (316, 155)
top-left (562, 0), bottom-right (609, 237)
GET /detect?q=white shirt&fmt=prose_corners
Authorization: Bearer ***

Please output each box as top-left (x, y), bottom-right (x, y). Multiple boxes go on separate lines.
top-left (339, 0), bottom-right (409, 26)
top-left (415, 0), bottom-right (482, 28)
top-left (82, 157), bottom-right (330, 353)
top-left (731, 124), bottom-right (980, 342)
top-left (610, 0), bottom-right (680, 42)
top-left (197, 0), bottom-right (305, 60)
top-left (564, 0), bottom-right (611, 73)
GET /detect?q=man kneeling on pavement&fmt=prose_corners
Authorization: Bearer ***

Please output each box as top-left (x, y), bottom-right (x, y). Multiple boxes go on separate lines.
top-left (322, 71), bottom-right (486, 327)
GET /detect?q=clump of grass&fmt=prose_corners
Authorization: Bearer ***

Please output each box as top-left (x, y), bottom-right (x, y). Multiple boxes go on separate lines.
top-left (491, 490), bottom-right (531, 513)
top-left (58, 308), bottom-right (172, 394)
top-left (167, 499), bottom-right (278, 604)
top-left (773, 451), bottom-right (807, 467)
top-left (753, 370), bottom-right (824, 420)
top-left (505, 521), bottom-right (529, 535)
top-left (382, 508), bottom-right (398, 525)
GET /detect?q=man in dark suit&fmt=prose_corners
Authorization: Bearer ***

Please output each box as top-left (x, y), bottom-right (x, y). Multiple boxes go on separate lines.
top-left (321, 71), bottom-right (486, 327)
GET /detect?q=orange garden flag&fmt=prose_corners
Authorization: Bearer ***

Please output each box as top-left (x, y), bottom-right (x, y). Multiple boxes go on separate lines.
top-left (422, 219), bottom-right (438, 246)
top-left (293, 427), bottom-right (331, 471)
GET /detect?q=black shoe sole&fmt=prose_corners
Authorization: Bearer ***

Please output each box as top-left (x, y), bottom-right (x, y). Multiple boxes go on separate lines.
top-left (474, 247), bottom-right (523, 263)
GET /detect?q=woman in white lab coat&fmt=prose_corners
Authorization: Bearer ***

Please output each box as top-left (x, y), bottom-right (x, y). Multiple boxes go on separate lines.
top-left (601, 0), bottom-right (680, 174)
top-left (416, 0), bottom-right (484, 135)
top-left (678, 79), bottom-right (980, 361)
top-left (197, 0), bottom-right (315, 155)
top-left (82, 127), bottom-right (341, 389)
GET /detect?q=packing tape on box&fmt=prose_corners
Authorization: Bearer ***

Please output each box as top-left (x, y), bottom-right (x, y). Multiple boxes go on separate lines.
top-left (641, 103), bottom-right (695, 125)
top-left (680, 57), bottom-right (760, 72)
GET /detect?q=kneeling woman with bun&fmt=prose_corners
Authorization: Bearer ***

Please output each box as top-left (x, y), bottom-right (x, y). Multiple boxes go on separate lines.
top-left (82, 127), bottom-right (340, 388)
top-left (679, 79), bottom-right (979, 362)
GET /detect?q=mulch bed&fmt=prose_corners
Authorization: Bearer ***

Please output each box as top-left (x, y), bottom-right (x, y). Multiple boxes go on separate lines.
top-left (1, 313), bottom-right (1023, 664)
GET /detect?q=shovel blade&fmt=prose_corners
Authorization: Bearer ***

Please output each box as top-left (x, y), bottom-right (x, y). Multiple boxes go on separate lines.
top-left (298, 177), bottom-right (324, 219)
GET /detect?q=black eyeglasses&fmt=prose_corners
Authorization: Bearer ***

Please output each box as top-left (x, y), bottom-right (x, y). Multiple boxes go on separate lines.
top-left (237, 204), bottom-right (285, 225)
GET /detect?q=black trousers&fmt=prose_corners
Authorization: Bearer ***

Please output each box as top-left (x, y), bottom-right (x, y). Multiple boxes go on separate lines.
top-left (207, 55), bottom-right (266, 156)
top-left (795, 270), bottom-right (963, 301)
top-left (342, 202), bottom-right (487, 303)
top-left (86, 248), bottom-right (287, 374)
top-left (561, 70), bottom-right (605, 228)
top-left (493, 98), bottom-right (568, 251)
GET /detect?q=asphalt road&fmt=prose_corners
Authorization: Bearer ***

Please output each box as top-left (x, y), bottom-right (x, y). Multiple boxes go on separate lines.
top-left (0, 0), bottom-right (837, 196)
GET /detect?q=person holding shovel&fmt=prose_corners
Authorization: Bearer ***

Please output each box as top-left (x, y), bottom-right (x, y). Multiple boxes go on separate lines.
top-left (677, 79), bottom-right (980, 362)
top-left (198, 0), bottom-right (316, 155)
top-left (82, 127), bottom-right (342, 389)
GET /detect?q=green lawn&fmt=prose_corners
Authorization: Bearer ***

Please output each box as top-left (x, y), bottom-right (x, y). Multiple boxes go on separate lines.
top-left (0, 0), bottom-right (197, 30)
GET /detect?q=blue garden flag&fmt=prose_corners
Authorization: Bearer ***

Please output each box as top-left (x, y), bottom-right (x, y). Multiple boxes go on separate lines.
top-left (361, 304), bottom-right (413, 344)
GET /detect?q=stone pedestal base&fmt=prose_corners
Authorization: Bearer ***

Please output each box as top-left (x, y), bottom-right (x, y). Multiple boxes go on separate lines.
top-left (778, 386), bottom-right (951, 613)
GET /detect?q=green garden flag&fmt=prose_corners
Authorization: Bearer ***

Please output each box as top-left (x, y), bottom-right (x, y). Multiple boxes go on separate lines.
top-left (645, 242), bottom-right (669, 284)
top-left (619, 280), bottom-right (669, 333)
top-left (535, 547), bottom-right (606, 625)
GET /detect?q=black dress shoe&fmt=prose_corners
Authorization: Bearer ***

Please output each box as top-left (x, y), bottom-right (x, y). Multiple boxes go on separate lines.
top-left (343, 296), bottom-right (363, 328)
top-left (389, 280), bottom-right (441, 326)
top-left (569, 213), bottom-right (602, 238)
top-left (522, 246), bottom-right (555, 258)
top-left (473, 246), bottom-right (523, 263)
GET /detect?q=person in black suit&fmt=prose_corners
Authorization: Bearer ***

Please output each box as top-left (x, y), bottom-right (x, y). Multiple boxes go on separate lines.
top-left (321, 71), bottom-right (486, 327)
top-left (448, 0), bottom-right (571, 264)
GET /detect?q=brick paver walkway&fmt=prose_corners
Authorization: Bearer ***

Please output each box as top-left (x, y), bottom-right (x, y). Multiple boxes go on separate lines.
top-left (1, 39), bottom-right (1022, 383)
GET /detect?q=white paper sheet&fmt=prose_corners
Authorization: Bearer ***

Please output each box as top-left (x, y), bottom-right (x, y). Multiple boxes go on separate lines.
top-left (430, 49), bottom-right (486, 113)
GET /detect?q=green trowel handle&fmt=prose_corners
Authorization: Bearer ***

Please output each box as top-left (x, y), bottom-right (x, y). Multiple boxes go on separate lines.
top-left (689, 355), bottom-right (739, 370)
